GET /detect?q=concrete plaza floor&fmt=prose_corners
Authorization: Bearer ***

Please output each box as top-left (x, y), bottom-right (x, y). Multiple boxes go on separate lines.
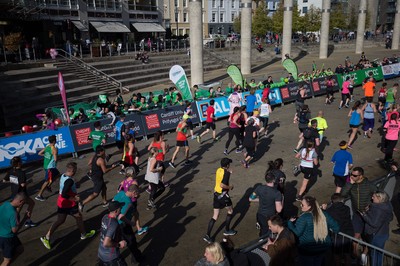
top-left (2, 44), bottom-right (400, 265)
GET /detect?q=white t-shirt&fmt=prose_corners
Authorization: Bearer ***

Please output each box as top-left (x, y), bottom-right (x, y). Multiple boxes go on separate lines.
top-left (300, 148), bottom-right (317, 168)
top-left (259, 103), bottom-right (271, 117)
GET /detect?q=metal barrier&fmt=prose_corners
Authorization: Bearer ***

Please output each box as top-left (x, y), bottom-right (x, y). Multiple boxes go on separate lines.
top-left (55, 48), bottom-right (123, 94)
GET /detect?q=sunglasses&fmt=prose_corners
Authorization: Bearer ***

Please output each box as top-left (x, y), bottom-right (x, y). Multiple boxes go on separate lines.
top-left (351, 173), bottom-right (361, 177)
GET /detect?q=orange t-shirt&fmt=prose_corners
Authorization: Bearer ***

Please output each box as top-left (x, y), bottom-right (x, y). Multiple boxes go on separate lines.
top-left (363, 81), bottom-right (375, 97)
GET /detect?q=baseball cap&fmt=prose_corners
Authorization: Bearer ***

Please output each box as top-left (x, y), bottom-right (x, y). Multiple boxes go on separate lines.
top-left (108, 201), bottom-right (125, 212)
top-left (221, 158), bottom-right (233, 167)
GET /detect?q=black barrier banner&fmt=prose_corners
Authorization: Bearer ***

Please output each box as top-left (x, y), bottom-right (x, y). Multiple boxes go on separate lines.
top-left (279, 81), bottom-right (313, 103)
top-left (69, 113), bottom-right (145, 152)
top-left (311, 75), bottom-right (341, 96)
top-left (141, 105), bottom-right (200, 136)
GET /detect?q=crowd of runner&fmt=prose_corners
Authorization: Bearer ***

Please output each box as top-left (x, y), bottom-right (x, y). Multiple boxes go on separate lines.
top-left (1, 52), bottom-right (400, 266)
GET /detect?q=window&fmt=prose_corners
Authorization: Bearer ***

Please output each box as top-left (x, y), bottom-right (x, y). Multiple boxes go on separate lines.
top-left (183, 12), bottom-right (188, 22)
top-left (212, 12), bottom-right (216, 22)
top-left (212, 0), bottom-right (216, 8)
top-left (186, 29), bottom-right (190, 36)
top-left (302, 6), bottom-right (307, 13)
top-left (231, 0), bottom-right (234, 8)
top-left (303, 0), bottom-right (308, 2)
top-left (220, 12), bottom-right (224, 22)
top-left (183, 0), bottom-right (187, 7)
top-left (219, 0), bottom-right (223, 8)
top-left (231, 12), bottom-right (235, 21)
top-left (174, 0), bottom-right (178, 7)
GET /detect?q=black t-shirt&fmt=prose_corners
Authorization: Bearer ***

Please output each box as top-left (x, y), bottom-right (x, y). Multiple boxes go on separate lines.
top-left (254, 185), bottom-right (282, 217)
top-left (303, 127), bottom-right (319, 143)
top-left (5, 168), bottom-right (27, 196)
top-left (92, 155), bottom-right (104, 182)
top-left (98, 215), bottom-right (122, 262)
top-left (243, 125), bottom-right (257, 148)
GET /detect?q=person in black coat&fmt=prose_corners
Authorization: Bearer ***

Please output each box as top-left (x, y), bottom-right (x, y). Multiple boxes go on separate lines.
top-left (322, 193), bottom-right (354, 266)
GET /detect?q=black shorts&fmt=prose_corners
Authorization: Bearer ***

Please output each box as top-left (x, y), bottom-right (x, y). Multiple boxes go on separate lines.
top-left (98, 257), bottom-right (128, 266)
top-left (116, 140), bottom-right (124, 150)
top-left (206, 122), bottom-right (216, 130)
top-left (176, 140), bottom-right (189, 147)
top-left (259, 117), bottom-right (269, 128)
top-left (349, 124), bottom-right (360, 128)
top-left (156, 161), bottom-right (166, 175)
top-left (326, 88), bottom-right (334, 97)
top-left (213, 193), bottom-right (232, 209)
top-left (186, 120), bottom-right (194, 130)
top-left (333, 174), bottom-right (347, 188)
top-left (0, 236), bottom-right (22, 259)
top-left (352, 211), bottom-right (365, 234)
top-left (57, 205), bottom-right (80, 216)
top-left (301, 166), bottom-right (315, 180)
top-left (93, 180), bottom-right (107, 194)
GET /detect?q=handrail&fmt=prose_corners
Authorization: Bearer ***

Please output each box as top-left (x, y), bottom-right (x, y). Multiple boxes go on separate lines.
top-left (203, 48), bottom-right (231, 67)
top-left (55, 48), bottom-right (123, 94)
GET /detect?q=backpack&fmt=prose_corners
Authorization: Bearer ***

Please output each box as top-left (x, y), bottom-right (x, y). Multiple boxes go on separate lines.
top-left (299, 111), bottom-right (309, 124)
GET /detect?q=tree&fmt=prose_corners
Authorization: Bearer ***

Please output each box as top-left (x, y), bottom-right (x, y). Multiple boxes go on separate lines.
top-left (330, 3), bottom-right (347, 32)
top-left (347, 5), bottom-right (358, 31)
top-left (271, 3), bottom-right (284, 33)
top-left (233, 15), bottom-right (241, 34)
top-left (4, 32), bottom-right (22, 52)
top-left (252, 3), bottom-right (273, 37)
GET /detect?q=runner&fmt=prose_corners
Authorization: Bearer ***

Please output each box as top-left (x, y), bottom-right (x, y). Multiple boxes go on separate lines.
top-left (295, 84), bottom-right (307, 113)
top-left (148, 130), bottom-right (169, 186)
top-left (113, 114), bottom-right (127, 156)
top-left (0, 192), bottom-right (26, 266)
top-left (325, 75), bottom-right (335, 104)
top-left (87, 121), bottom-right (107, 178)
top-left (331, 141), bottom-right (354, 193)
top-left (378, 82), bottom-right (387, 109)
top-left (241, 118), bottom-right (258, 168)
top-left (169, 115), bottom-right (191, 168)
top-left (203, 158), bottom-right (237, 244)
top-left (112, 184), bottom-right (144, 264)
top-left (295, 141), bottom-right (319, 201)
top-left (339, 77), bottom-right (351, 109)
top-left (197, 99), bottom-right (219, 143)
top-left (227, 86), bottom-right (242, 116)
top-left (35, 135), bottom-right (60, 201)
top-left (120, 134), bottom-right (139, 175)
top-left (98, 201), bottom-right (128, 266)
top-left (3, 156), bottom-right (37, 227)
top-left (145, 148), bottom-right (165, 210)
top-left (310, 111), bottom-right (328, 141)
top-left (348, 101), bottom-right (363, 149)
top-left (266, 158), bottom-right (286, 194)
top-left (79, 146), bottom-right (119, 212)
top-left (117, 167), bottom-right (148, 235)
top-left (362, 77), bottom-right (375, 101)
top-left (258, 97), bottom-right (272, 137)
top-left (224, 107), bottom-right (242, 155)
top-left (385, 83), bottom-right (398, 108)
top-left (40, 162), bottom-right (95, 250)
top-left (383, 113), bottom-right (400, 163)
top-left (245, 89), bottom-right (258, 116)
top-left (361, 97), bottom-right (377, 138)
top-left (184, 101), bottom-right (195, 139)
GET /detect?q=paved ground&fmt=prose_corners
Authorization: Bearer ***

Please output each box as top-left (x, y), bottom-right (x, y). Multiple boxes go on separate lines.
top-left (2, 44), bottom-right (400, 265)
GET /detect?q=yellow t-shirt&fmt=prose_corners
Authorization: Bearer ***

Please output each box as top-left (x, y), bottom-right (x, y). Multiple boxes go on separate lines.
top-left (309, 117), bottom-right (328, 134)
top-left (214, 167), bottom-right (229, 193)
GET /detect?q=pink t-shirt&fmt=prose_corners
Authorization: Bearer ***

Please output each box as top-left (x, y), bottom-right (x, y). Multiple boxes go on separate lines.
top-left (342, 81), bottom-right (350, 94)
top-left (384, 121), bottom-right (400, 140)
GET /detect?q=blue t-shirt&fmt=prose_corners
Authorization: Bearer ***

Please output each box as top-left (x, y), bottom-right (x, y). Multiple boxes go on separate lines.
top-left (0, 202), bottom-right (18, 238)
top-left (246, 94), bottom-right (257, 112)
top-left (349, 110), bottom-right (361, 126)
top-left (115, 121), bottom-right (124, 141)
top-left (331, 149), bottom-right (353, 176)
top-left (113, 191), bottom-right (133, 225)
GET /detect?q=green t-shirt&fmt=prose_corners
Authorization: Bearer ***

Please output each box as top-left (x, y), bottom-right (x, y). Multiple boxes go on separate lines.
top-left (43, 145), bottom-right (56, 169)
top-left (113, 191), bottom-right (133, 225)
top-left (0, 202), bottom-right (17, 238)
top-left (225, 87), bottom-right (234, 95)
top-left (89, 130), bottom-right (106, 151)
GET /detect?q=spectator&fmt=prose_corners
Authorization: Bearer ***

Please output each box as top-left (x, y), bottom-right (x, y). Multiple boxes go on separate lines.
top-left (288, 195), bottom-right (339, 266)
top-left (195, 242), bottom-right (229, 266)
top-left (360, 191), bottom-right (393, 266)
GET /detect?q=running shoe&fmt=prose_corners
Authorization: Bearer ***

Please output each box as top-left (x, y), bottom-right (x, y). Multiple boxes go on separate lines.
top-left (293, 148), bottom-right (299, 154)
top-left (119, 170), bottom-right (125, 175)
top-left (360, 253), bottom-right (368, 266)
top-left (295, 195), bottom-right (303, 201)
top-left (345, 104), bottom-right (349, 108)
top-left (223, 229), bottom-right (237, 236)
top-left (148, 199), bottom-right (156, 209)
top-left (25, 220), bottom-right (38, 227)
top-left (163, 182), bottom-right (170, 188)
top-left (102, 202), bottom-right (109, 208)
top-left (81, 230), bottom-right (96, 240)
top-left (256, 223), bottom-right (261, 230)
top-left (40, 237), bottom-right (51, 249)
top-left (196, 136), bottom-right (201, 144)
top-left (78, 202), bottom-right (84, 213)
top-left (347, 145), bottom-right (353, 149)
top-left (137, 226), bottom-right (149, 236)
top-left (191, 136), bottom-right (196, 140)
top-left (169, 161), bottom-right (176, 168)
top-left (35, 195), bottom-right (45, 202)
top-left (245, 163), bottom-right (249, 168)
top-left (224, 150), bottom-right (228, 156)
top-left (203, 235), bottom-right (214, 244)
top-left (235, 149), bottom-right (242, 154)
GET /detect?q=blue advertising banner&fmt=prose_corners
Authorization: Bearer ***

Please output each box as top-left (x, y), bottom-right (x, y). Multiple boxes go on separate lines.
top-left (0, 127), bottom-right (75, 169)
top-left (196, 88), bottom-right (283, 122)
top-left (381, 63), bottom-right (400, 80)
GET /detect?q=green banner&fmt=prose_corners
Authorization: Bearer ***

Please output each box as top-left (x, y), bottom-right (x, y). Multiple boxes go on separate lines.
top-left (282, 59), bottom-right (299, 80)
top-left (337, 67), bottom-right (384, 88)
top-left (169, 65), bottom-right (193, 101)
top-left (227, 64), bottom-right (244, 87)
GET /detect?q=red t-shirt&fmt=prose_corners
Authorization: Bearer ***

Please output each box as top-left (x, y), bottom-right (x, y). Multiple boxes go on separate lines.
top-left (176, 122), bottom-right (187, 141)
top-left (206, 106), bottom-right (215, 123)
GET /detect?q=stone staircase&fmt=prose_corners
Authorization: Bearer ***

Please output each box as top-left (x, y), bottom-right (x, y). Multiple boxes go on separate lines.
top-left (0, 50), bottom-right (224, 131)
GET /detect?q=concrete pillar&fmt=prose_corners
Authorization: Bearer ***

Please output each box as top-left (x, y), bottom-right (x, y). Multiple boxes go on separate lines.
top-left (392, 0), bottom-right (400, 50)
top-left (367, 0), bottom-right (379, 33)
top-left (319, 0), bottom-right (331, 59)
top-left (282, 0), bottom-right (293, 61)
top-left (240, 0), bottom-right (252, 75)
top-left (189, 0), bottom-right (203, 86)
top-left (355, 0), bottom-right (367, 54)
